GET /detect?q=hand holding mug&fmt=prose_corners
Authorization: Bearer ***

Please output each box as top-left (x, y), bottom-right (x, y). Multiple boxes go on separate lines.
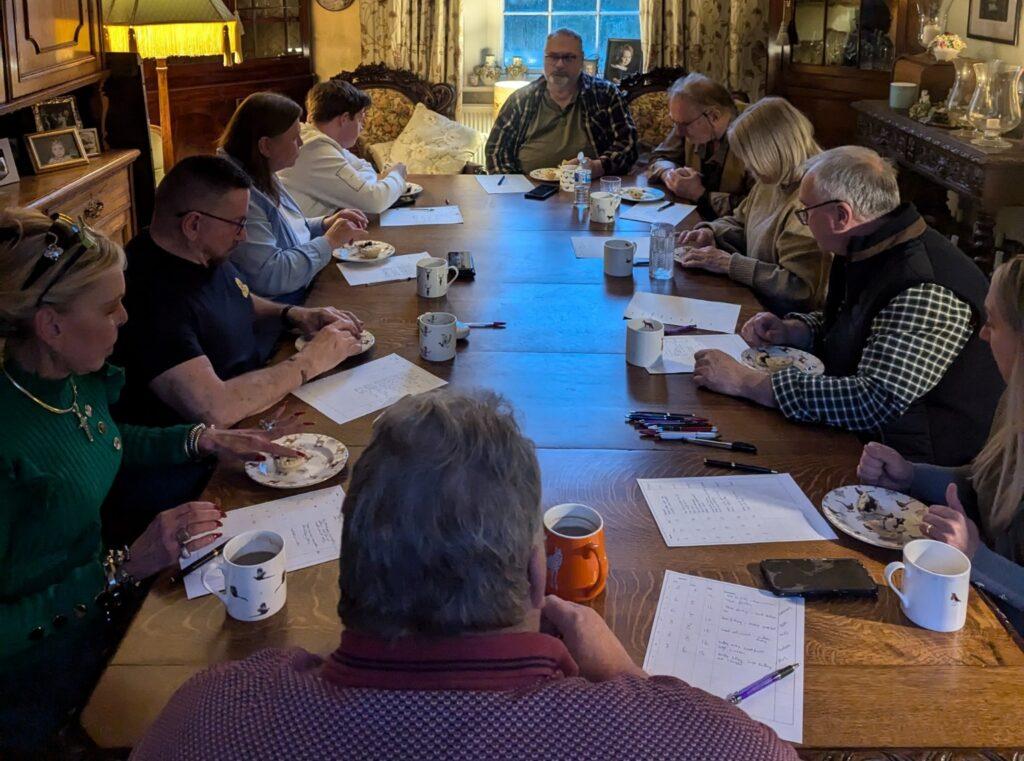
top-left (857, 442), bottom-right (914, 491)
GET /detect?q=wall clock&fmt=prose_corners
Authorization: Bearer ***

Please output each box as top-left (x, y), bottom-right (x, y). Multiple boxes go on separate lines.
top-left (316, 0), bottom-right (356, 10)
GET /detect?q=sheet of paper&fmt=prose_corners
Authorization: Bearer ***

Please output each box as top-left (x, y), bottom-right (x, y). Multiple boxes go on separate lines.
top-left (647, 333), bottom-right (750, 374)
top-left (644, 571), bottom-right (805, 743)
top-left (624, 291), bottom-right (740, 333)
top-left (571, 235), bottom-right (650, 263)
top-left (293, 353), bottom-right (447, 425)
top-left (619, 201), bottom-right (696, 226)
top-left (182, 486), bottom-right (344, 600)
top-left (337, 252), bottom-right (426, 286)
top-left (379, 205), bottom-right (463, 227)
top-left (637, 474), bottom-right (837, 547)
top-left (475, 174), bottom-right (535, 194)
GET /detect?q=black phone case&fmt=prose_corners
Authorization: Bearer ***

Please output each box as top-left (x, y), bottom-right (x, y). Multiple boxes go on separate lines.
top-left (760, 558), bottom-right (878, 599)
top-left (447, 251), bottom-right (476, 280)
top-left (525, 184), bottom-right (558, 200)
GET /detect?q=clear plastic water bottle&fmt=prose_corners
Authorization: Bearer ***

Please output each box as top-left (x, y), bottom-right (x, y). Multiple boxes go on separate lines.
top-left (649, 222), bottom-right (675, 280)
top-left (573, 152), bottom-right (591, 208)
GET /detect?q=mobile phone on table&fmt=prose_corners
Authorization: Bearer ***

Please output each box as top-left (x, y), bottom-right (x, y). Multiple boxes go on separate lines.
top-left (447, 251), bottom-right (476, 280)
top-left (760, 558), bottom-right (878, 599)
top-left (525, 184), bottom-right (558, 200)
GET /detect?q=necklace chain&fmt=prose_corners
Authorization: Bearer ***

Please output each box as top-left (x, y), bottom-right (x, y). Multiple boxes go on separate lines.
top-left (1, 349), bottom-right (93, 441)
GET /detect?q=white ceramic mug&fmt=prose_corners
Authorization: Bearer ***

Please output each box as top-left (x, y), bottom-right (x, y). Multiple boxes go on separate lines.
top-left (202, 530), bottom-right (287, 622)
top-left (417, 256), bottom-right (459, 298)
top-left (418, 311), bottom-right (469, 362)
top-left (626, 318), bottom-right (664, 367)
top-left (604, 239), bottom-right (636, 277)
top-left (889, 81), bottom-right (919, 110)
top-left (590, 191), bottom-right (620, 225)
top-left (884, 539), bottom-right (970, 632)
top-left (559, 163), bottom-right (577, 192)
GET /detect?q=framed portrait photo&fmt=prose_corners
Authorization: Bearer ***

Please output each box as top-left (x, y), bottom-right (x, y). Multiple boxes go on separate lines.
top-left (77, 127), bottom-right (102, 157)
top-left (604, 39), bottom-right (642, 86)
top-left (0, 137), bottom-right (21, 188)
top-left (26, 128), bottom-right (90, 174)
top-left (967, 0), bottom-right (1022, 44)
top-left (31, 96), bottom-right (83, 133)
top-left (583, 57), bottom-right (600, 77)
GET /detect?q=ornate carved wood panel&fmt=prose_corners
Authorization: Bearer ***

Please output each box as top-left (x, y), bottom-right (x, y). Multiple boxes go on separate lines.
top-left (3, 0), bottom-right (102, 99)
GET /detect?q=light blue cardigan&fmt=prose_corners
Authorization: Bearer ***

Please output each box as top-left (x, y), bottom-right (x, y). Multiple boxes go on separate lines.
top-left (219, 150), bottom-right (334, 300)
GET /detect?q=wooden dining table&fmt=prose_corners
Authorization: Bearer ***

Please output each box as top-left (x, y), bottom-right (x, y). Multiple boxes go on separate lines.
top-left (82, 175), bottom-right (1024, 758)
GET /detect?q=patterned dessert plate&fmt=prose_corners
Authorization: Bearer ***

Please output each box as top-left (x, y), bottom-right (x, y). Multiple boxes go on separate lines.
top-left (245, 433), bottom-right (349, 489)
top-left (741, 346), bottom-right (825, 376)
top-left (403, 182), bottom-right (423, 197)
top-left (334, 240), bottom-right (395, 262)
top-left (821, 485), bottom-right (929, 549)
top-left (618, 186), bottom-right (666, 203)
top-left (295, 330), bottom-right (374, 354)
top-left (529, 167), bottom-right (561, 182)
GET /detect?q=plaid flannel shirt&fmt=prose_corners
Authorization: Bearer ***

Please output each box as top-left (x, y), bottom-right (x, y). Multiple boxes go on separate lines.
top-left (485, 74), bottom-right (638, 176)
top-left (771, 283), bottom-right (973, 431)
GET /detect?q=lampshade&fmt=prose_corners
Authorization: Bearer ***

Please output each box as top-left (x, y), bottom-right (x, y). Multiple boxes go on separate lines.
top-left (103, 0), bottom-right (243, 65)
top-left (493, 81), bottom-right (529, 117)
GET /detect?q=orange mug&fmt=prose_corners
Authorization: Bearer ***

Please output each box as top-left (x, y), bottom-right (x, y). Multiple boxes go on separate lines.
top-left (544, 503), bottom-right (608, 602)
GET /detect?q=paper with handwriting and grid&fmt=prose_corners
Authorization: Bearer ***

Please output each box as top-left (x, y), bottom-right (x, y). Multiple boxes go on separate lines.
top-left (637, 474), bottom-right (837, 547)
top-left (182, 486), bottom-right (344, 600)
top-left (644, 571), bottom-right (805, 742)
top-left (379, 206), bottom-right (463, 226)
top-left (646, 334), bottom-right (750, 374)
top-left (624, 291), bottom-right (740, 333)
top-left (571, 235), bottom-right (650, 262)
top-left (337, 253), bottom-right (426, 286)
top-left (293, 353), bottom-right (446, 425)
top-left (475, 174), bottom-right (535, 193)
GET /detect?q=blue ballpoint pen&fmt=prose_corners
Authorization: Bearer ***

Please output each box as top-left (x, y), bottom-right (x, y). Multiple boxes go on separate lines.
top-left (726, 663), bottom-right (800, 705)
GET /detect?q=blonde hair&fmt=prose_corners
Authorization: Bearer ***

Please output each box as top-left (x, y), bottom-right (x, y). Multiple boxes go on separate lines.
top-left (727, 97), bottom-right (820, 186)
top-left (971, 255), bottom-right (1024, 541)
top-left (0, 207), bottom-right (125, 338)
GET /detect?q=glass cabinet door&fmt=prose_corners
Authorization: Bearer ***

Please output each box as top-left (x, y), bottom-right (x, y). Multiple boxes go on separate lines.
top-left (791, 0), bottom-right (895, 70)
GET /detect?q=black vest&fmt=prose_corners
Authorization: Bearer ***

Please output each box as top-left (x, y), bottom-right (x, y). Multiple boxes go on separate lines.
top-left (817, 204), bottom-right (1004, 466)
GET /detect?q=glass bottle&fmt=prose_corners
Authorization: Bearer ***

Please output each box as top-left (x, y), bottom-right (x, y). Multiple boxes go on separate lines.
top-left (649, 223), bottom-right (675, 281)
top-left (968, 60), bottom-right (1023, 150)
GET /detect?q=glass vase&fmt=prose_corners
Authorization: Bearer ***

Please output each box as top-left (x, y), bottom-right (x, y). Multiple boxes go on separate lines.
top-left (946, 57), bottom-right (976, 136)
top-left (968, 60), bottom-right (1023, 150)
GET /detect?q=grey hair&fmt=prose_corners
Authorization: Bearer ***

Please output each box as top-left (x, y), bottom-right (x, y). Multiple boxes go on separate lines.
top-left (338, 389), bottom-right (542, 639)
top-left (547, 27), bottom-right (583, 53)
top-left (803, 145), bottom-right (900, 221)
top-left (668, 72), bottom-right (737, 116)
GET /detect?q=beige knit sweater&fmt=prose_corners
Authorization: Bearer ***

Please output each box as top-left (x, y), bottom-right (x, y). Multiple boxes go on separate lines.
top-left (699, 180), bottom-right (831, 314)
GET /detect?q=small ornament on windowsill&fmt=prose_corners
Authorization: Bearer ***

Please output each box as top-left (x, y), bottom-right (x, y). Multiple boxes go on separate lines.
top-left (505, 56), bottom-right (528, 81)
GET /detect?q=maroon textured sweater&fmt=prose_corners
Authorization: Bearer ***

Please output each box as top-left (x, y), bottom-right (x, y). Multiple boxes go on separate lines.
top-left (131, 632), bottom-right (798, 760)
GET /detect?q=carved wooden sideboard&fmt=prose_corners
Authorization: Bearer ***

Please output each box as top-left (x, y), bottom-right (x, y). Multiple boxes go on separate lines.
top-left (853, 100), bottom-right (1024, 271)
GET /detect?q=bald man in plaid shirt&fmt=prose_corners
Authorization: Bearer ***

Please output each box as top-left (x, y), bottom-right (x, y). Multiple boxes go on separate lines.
top-left (690, 146), bottom-right (1003, 466)
top-left (485, 29), bottom-right (638, 179)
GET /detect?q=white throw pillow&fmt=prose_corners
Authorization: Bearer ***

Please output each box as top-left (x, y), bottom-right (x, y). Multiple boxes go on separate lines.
top-left (368, 141), bottom-right (394, 172)
top-left (389, 103), bottom-right (482, 174)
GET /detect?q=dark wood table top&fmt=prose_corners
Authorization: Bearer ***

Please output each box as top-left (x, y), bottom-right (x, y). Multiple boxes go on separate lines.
top-left (82, 175), bottom-right (1024, 755)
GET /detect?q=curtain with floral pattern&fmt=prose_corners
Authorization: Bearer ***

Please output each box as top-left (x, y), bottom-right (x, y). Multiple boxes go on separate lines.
top-left (640, 0), bottom-right (686, 69)
top-left (360, 0), bottom-right (463, 107)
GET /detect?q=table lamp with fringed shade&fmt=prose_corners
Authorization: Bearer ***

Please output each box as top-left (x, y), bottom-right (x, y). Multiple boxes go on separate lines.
top-left (103, 0), bottom-right (243, 170)
top-left (493, 80), bottom-right (529, 119)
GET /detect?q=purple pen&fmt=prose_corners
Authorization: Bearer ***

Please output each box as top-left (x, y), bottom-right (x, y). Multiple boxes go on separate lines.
top-left (726, 663), bottom-right (799, 705)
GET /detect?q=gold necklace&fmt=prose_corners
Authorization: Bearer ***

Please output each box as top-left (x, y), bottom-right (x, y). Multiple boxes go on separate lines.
top-left (0, 350), bottom-right (94, 442)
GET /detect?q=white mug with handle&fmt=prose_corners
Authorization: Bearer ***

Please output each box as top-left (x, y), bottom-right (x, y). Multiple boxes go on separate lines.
top-left (884, 539), bottom-right (970, 632)
top-left (202, 530), bottom-right (287, 622)
top-left (417, 256), bottom-right (459, 298)
top-left (417, 311), bottom-right (469, 362)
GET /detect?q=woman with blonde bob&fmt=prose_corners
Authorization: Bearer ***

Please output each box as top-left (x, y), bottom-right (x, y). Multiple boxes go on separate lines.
top-left (0, 208), bottom-right (296, 752)
top-left (858, 255), bottom-right (1024, 632)
top-left (676, 96), bottom-right (831, 315)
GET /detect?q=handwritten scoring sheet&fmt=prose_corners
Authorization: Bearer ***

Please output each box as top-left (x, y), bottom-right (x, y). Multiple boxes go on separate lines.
top-left (293, 353), bottom-right (447, 425)
top-left (637, 474), bottom-right (837, 547)
top-left (644, 571), bottom-right (805, 743)
top-left (623, 291), bottom-right (740, 334)
top-left (336, 253), bottom-right (426, 286)
top-left (646, 333), bottom-right (750, 374)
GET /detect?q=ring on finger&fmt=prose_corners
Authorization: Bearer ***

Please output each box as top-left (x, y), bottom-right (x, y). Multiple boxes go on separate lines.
top-left (175, 527), bottom-right (192, 545)
top-left (179, 545), bottom-right (192, 560)
top-left (259, 418), bottom-right (274, 432)
top-left (921, 522), bottom-right (931, 535)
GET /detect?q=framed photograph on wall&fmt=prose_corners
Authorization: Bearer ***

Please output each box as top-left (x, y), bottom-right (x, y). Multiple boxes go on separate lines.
top-left (26, 129), bottom-right (90, 174)
top-left (583, 57), bottom-right (600, 77)
top-left (31, 96), bottom-right (83, 132)
top-left (0, 138), bottom-right (20, 187)
top-left (967, 0), bottom-right (1021, 44)
top-left (77, 127), bottom-right (102, 157)
top-left (604, 39), bottom-right (642, 86)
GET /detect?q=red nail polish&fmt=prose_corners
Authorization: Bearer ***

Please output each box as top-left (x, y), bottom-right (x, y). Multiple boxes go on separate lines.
top-left (216, 521), bottom-right (223, 528)
top-left (211, 532), bottom-right (223, 540)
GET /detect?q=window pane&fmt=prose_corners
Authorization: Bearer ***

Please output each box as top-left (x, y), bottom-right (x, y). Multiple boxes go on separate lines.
top-left (505, 0), bottom-right (547, 11)
top-left (504, 15), bottom-right (549, 69)
top-left (551, 14), bottom-right (597, 56)
top-left (598, 13), bottom-right (641, 66)
top-left (553, 0), bottom-right (596, 10)
top-left (601, 0), bottom-right (640, 9)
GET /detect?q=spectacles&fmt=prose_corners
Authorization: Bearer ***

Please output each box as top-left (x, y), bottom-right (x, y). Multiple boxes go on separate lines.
top-left (795, 199), bottom-right (842, 225)
top-left (20, 213), bottom-right (97, 307)
top-left (545, 53), bottom-right (580, 64)
top-left (177, 210), bottom-right (247, 234)
top-left (675, 111), bottom-right (713, 132)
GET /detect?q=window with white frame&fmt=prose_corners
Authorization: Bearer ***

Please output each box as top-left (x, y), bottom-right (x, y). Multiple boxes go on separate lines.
top-left (502, 0), bottom-right (641, 72)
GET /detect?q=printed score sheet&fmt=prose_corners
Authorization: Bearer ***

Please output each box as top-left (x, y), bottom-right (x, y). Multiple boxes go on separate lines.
top-left (624, 291), bottom-right (740, 334)
top-left (646, 334), bottom-right (749, 374)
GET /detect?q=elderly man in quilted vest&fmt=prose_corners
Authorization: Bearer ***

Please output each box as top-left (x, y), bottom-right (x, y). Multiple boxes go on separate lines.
top-left (132, 390), bottom-right (797, 761)
top-left (647, 73), bottom-right (753, 220)
top-left (486, 28), bottom-right (638, 178)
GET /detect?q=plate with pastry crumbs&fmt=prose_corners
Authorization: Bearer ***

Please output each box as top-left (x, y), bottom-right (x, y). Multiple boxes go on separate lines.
top-left (529, 167), bottom-right (561, 182)
top-left (334, 240), bottom-right (396, 262)
top-left (244, 433), bottom-right (349, 489)
top-left (821, 485), bottom-right (929, 549)
top-left (295, 330), bottom-right (374, 354)
top-left (741, 346), bottom-right (825, 376)
top-left (618, 186), bottom-right (666, 203)
top-left (403, 182), bottom-right (423, 197)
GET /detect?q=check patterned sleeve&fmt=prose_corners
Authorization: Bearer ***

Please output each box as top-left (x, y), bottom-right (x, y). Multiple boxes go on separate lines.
top-left (785, 310), bottom-right (825, 339)
top-left (771, 284), bottom-right (973, 431)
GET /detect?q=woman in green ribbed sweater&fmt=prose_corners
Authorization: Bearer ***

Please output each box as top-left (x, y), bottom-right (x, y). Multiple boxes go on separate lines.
top-left (0, 208), bottom-right (299, 752)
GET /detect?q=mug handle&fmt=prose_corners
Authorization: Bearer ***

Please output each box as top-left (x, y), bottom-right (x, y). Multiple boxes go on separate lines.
top-left (446, 266), bottom-right (459, 286)
top-left (883, 561), bottom-right (909, 607)
top-left (581, 542), bottom-right (607, 599)
top-left (202, 558), bottom-right (232, 605)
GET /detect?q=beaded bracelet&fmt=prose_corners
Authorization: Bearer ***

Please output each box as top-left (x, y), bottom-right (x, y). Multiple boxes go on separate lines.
top-left (185, 423), bottom-right (208, 461)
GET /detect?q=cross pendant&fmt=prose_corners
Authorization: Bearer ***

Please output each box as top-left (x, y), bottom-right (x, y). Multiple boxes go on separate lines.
top-left (75, 408), bottom-right (94, 442)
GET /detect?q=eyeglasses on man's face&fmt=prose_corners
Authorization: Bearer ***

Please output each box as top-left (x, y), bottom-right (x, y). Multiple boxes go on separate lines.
top-left (177, 210), bottom-right (247, 235)
top-left (795, 199), bottom-right (842, 225)
top-left (545, 53), bottom-right (580, 64)
top-left (675, 111), bottom-right (713, 133)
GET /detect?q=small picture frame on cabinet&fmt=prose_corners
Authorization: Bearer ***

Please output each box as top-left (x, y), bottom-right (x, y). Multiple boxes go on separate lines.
top-left (0, 138), bottom-right (21, 187)
top-left (77, 127), bottom-right (102, 157)
top-left (26, 128), bottom-right (90, 174)
top-left (31, 96), bottom-right (83, 132)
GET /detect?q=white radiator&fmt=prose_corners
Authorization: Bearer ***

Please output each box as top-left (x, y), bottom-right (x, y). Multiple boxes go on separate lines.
top-left (459, 105), bottom-right (494, 167)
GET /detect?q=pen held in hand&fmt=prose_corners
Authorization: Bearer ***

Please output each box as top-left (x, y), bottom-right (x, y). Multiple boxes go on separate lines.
top-left (169, 540), bottom-right (229, 584)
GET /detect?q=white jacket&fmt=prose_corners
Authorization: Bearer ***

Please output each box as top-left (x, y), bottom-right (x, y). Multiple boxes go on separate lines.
top-left (279, 123), bottom-right (405, 216)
